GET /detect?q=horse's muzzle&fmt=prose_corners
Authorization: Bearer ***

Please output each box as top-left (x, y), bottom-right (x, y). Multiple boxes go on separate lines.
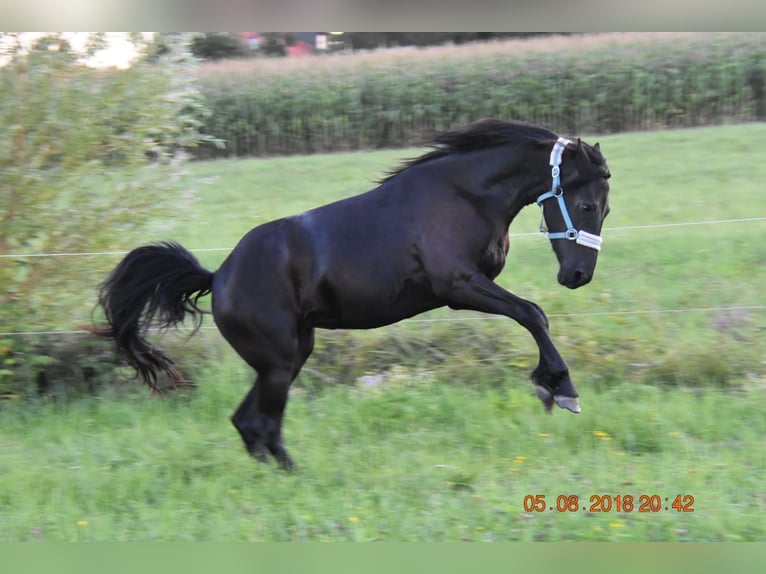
top-left (558, 267), bottom-right (592, 289)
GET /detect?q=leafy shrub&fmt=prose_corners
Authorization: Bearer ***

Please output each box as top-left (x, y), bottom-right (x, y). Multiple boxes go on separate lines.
top-left (0, 34), bottom-right (214, 398)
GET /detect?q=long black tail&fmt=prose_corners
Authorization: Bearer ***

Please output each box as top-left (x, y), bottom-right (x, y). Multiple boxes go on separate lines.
top-left (92, 241), bottom-right (214, 390)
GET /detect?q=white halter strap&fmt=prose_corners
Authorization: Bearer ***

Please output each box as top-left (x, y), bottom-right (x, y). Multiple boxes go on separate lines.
top-left (536, 138), bottom-right (603, 251)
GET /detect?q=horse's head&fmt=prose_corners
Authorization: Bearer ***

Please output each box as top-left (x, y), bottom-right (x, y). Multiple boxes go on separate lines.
top-left (537, 138), bottom-right (610, 289)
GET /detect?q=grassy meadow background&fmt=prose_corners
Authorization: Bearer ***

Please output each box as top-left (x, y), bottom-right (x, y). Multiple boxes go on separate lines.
top-left (1, 123), bottom-right (765, 541)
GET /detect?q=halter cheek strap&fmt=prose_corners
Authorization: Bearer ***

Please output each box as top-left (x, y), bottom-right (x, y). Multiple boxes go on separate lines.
top-left (536, 137), bottom-right (603, 251)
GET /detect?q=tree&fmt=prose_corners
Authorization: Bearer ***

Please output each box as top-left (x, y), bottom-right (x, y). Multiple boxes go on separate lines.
top-left (0, 33), bottom-right (217, 397)
top-left (258, 33), bottom-right (296, 57)
top-left (189, 33), bottom-right (248, 60)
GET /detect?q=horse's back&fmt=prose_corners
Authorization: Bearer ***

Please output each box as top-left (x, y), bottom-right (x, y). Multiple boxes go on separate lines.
top-left (213, 187), bottom-right (445, 331)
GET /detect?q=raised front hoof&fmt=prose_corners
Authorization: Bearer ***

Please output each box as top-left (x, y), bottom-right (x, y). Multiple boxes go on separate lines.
top-left (554, 394), bottom-right (581, 413)
top-left (534, 385), bottom-right (581, 414)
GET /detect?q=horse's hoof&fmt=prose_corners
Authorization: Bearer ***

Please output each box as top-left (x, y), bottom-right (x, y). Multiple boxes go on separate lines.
top-left (269, 444), bottom-right (296, 471)
top-left (554, 395), bottom-right (581, 413)
top-left (279, 457), bottom-right (296, 472)
top-left (248, 442), bottom-right (271, 463)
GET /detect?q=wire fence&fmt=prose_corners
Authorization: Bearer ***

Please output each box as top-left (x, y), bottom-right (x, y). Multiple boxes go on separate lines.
top-left (1, 215), bottom-right (764, 338)
top-left (1, 216), bottom-right (765, 260)
top-left (1, 305), bottom-right (765, 338)
top-left (0, 305), bottom-right (766, 337)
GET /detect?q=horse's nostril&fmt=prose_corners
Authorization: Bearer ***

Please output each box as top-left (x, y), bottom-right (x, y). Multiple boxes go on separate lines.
top-left (573, 270), bottom-right (584, 284)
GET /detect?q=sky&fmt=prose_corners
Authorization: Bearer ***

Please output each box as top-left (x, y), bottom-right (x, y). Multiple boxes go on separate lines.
top-left (6, 32), bottom-right (148, 68)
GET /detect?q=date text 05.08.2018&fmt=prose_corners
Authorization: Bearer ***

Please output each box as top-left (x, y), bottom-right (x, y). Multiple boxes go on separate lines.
top-left (523, 494), bottom-right (695, 513)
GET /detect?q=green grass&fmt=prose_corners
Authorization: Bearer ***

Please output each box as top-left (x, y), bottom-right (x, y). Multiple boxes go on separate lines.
top-left (2, 376), bottom-right (765, 541)
top-left (2, 124), bottom-right (766, 540)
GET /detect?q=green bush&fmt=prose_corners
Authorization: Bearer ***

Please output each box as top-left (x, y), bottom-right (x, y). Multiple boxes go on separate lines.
top-left (194, 33), bottom-right (766, 158)
top-left (0, 34), bottom-right (214, 399)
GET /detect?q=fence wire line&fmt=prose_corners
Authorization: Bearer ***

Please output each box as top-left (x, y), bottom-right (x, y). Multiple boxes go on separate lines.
top-left (1, 216), bottom-right (764, 260)
top-left (2, 304), bottom-right (764, 338)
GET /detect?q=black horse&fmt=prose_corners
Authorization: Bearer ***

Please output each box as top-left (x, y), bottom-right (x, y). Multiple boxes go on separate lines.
top-left (93, 119), bottom-right (610, 469)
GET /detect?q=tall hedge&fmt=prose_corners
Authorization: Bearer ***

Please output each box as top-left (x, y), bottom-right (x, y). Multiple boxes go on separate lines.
top-left (0, 34), bottom-right (213, 399)
top-left (195, 33), bottom-right (766, 158)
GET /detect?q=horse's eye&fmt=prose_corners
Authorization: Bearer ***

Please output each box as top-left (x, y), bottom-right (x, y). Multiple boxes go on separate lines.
top-left (580, 203), bottom-right (594, 213)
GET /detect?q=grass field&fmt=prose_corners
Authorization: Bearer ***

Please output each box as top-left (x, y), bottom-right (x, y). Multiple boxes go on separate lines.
top-left (1, 124), bottom-right (765, 541)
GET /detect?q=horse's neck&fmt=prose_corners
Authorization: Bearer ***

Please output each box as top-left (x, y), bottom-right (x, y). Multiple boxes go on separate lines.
top-left (444, 147), bottom-right (549, 214)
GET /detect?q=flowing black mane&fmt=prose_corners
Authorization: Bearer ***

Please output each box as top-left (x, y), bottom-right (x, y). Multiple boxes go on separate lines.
top-left (380, 119), bottom-right (560, 183)
top-left (380, 118), bottom-right (607, 183)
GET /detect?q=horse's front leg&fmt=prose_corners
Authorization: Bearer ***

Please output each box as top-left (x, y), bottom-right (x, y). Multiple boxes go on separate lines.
top-left (439, 270), bottom-right (581, 414)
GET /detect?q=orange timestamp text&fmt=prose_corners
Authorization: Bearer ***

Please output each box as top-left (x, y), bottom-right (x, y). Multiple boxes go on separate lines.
top-left (522, 494), bottom-right (695, 513)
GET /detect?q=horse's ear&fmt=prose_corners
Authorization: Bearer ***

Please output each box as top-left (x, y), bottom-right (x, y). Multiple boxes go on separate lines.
top-left (564, 138), bottom-right (581, 154)
top-left (575, 138), bottom-right (593, 170)
top-left (593, 142), bottom-right (601, 152)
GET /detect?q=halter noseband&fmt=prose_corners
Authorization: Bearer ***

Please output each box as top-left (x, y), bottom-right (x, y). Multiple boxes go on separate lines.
top-left (536, 137), bottom-right (603, 251)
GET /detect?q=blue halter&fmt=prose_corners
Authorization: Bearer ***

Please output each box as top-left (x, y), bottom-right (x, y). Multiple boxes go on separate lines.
top-left (536, 137), bottom-right (602, 251)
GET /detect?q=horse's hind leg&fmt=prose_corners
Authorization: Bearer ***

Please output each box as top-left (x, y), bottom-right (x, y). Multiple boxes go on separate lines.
top-left (232, 367), bottom-right (295, 468)
top-left (229, 325), bottom-right (315, 470)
